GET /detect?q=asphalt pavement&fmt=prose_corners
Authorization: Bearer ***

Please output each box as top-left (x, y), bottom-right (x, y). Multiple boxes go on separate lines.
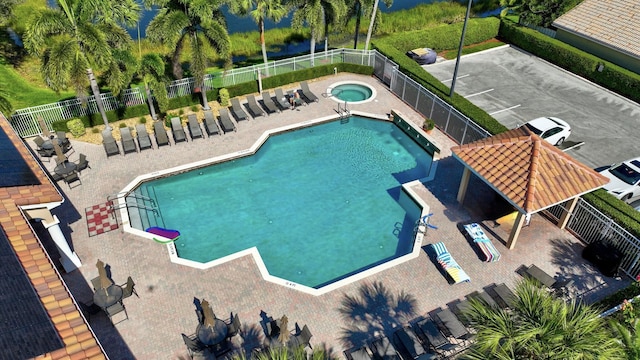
top-left (423, 45), bottom-right (640, 169)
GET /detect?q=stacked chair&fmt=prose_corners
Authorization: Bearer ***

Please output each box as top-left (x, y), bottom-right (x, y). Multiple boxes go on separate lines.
top-left (463, 223), bottom-right (501, 262)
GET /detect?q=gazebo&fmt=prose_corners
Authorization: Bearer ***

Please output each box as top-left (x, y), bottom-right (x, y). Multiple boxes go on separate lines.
top-left (451, 127), bottom-right (609, 249)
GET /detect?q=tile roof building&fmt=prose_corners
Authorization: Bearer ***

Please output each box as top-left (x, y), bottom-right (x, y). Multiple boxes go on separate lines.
top-left (552, 0), bottom-right (640, 74)
top-left (0, 113), bottom-right (107, 359)
top-left (451, 127), bottom-right (609, 249)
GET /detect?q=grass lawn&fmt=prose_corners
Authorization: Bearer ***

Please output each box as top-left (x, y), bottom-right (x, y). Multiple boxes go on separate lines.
top-left (0, 62), bottom-right (75, 110)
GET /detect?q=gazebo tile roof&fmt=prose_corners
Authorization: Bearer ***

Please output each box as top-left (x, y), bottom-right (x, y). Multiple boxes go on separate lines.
top-left (451, 127), bottom-right (609, 213)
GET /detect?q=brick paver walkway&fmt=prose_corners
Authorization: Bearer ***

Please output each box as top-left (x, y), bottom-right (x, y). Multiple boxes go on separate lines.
top-left (38, 74), bottom-right (628, 359)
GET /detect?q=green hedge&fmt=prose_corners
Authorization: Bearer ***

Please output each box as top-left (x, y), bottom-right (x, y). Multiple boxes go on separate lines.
top-left (583, 190), bottom-right (640, 238)
top-left (51, 103), bottom-right (150, 131)
top-left (499, 20), bottom-right (640, 103)
top-left (382, 17), bottom-right (501, 52)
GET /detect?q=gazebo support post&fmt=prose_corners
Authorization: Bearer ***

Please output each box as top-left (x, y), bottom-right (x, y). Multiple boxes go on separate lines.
top-left (507, 212), bottom-right (526, 249)
top-left (456, 167), bottom-right (472, 203)
top-left (558, 197), bottom-right (579, 230)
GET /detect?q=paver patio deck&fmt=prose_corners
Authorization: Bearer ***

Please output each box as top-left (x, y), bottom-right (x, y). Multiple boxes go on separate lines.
top-left (35, 74), bottom-right (629, 359)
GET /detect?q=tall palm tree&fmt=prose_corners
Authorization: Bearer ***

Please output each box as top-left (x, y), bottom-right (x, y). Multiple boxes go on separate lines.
top-left (344, 0), bottom-right (391, 49)
top-left (289, 0), bottom-right (346, 66)
top-left (24, 0), bottom-right (140, 128)
top-left (363, 0), bottom-right (392, 50)
top-left (137, 53), bottom-right (168, 120)
top-left (462, 279), bottom-right (625, 359)
top-left (229, 0), bottom-right (289, 76)
top-left (145, 0), bottom-right (231, 110)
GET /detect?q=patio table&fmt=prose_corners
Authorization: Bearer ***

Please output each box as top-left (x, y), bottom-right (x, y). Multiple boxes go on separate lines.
top-left (41, 138), bottom-right (62, 150)
top-left (197, 318), bottom-right (228, 346)
top-left (54, 161), bottom-right (77, 176)
top-left (93, 284), bottom-right (123, 309)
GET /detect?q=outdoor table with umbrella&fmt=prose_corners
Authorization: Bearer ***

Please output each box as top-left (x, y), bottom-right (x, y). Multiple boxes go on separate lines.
top-left (41, 137), bottom-right (62, 150)
top-left (92, 259), bottom-right (123, 309)
top-left (196, 300), bottom-right (228, 347)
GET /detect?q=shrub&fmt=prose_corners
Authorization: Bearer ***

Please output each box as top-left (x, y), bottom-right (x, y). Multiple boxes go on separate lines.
top-left (139, 116), bottom-right (147, 124)
top-left (66, 118), bottom-right (85, 137)
top-left (91, 128), bottom-right (100, 134)
top-left (219, 88), bottom-right (230, 106)
top-left (190, 105), bottom-right (199, 112)
top-left (118, 122), bottom-right (127, 128)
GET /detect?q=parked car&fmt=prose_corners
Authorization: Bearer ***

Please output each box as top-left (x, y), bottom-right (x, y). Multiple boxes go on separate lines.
top-left (598, 157), bottom-right (640, 203)
top-left (406, 48), bottom-right (437, 65)
top-left (521, 117), bottom-right (571, 146)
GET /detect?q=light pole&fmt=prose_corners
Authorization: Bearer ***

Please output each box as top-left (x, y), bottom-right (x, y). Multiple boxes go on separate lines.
top-left (449, 0), bottom-right (473, 98)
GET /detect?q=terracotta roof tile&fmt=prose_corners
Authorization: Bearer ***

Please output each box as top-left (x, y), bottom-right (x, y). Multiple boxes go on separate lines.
top-left (553, 0), bottom-right (640, 59)
top-left (451, 127), bottom-right (609, 213)
top-left (0, 115), bottom-right (106, 359)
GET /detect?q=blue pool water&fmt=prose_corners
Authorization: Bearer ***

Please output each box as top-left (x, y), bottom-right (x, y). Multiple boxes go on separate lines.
top-left (137, 117), bottom-right (432, 288)
top-left (331, 84), bottom-right (373, 102)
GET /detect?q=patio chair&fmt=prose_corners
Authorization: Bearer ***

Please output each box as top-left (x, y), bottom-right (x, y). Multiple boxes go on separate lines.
top-left (450, 299), bottom-right (473, 326)
top-left (64, 171), bottom-right (82, 189)
top-left (105, 302), bottom-right (128, 325)
top-left (57, 131), bottom-right (70, 146)
top-left (246, 94), bottom-right (266, 118)
top-left (434, 308), bottom-right (469, 340)
top-left (230, 98), bottom-right (248, 121)
top-left (261, 91), bottom-right (280, 114)
top-left (492, 283), bottom-right (516, 309)
top-left (430, 242), bottom-right (471, 284)
top-left (203, 110), bottom-right (220, 136)
top-left (393, 326), bottom-right (433, 360)
top-left (153, 121), bottom-right (170, 147)
top-left (415, 318), bottom-right (453, 351)
top-left (136, 124), bottom-right (153, 151)
top-left (121, 276), bottom-right (138, 299)
top-left (119, 127), bottom-right (138, 154)
top-left (50, 172), bottom-right (63, 182)
top-left (300, 81), bottom-right (319, 103)
top-left (227, 313), bottom-right (241, 338)
top-left (182, 333), bottom-right (211, 358)
top-left (288, 324), bottom-right (312, 349)
top-left (78, 301), bottom-right (102, 322)
top-left (188, 114), bottom-right (204, 140)
top-left (102, 129), bottom-right (121, 157)
top-left (171, 117), bottom-right (187, 143)
top-left (33, 135), bottom-right (46, 149)
top-left (218, 108), bottom-right (237, 133)
top-left (74, 153), bottom-right (90, 173)
top-left (274, 88), bottom-right (291, 110)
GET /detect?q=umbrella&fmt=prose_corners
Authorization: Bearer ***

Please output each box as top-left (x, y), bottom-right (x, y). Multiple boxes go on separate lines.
top-left (201, 299), bottom-right (216, 328)
top-left (53, 142), bottom-right (67, 164)
top-left (96, 259), bottom-right (112, 290)
top-left (277, 315), bottom-right (290, 344)
top-left (38, 117), bottom-right (51, 138)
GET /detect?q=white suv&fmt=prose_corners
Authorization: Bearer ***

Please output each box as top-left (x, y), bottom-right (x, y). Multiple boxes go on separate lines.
top-left (598, 157), bottom-right (640, 203)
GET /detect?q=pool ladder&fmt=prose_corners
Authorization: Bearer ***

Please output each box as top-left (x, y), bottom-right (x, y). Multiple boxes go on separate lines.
top-left (106, 192), bottom-right (159, 221)
top-left (336, 101), bottom-right (350, 121)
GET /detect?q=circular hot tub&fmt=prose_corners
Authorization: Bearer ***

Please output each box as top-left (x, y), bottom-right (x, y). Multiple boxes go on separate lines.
top-left (327, 81), bottom-right (377, 104)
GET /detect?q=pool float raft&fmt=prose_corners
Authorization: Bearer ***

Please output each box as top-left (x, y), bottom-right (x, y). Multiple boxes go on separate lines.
top-left (145, 227), bottom-right (181, 244)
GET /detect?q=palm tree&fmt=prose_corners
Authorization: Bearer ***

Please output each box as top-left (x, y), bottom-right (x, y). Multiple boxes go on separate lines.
top-left (344, 0), bottom-right (391, 49)
top-left (229, 0), bottom-right (289, 76)
top-left (146, 0), bottom-right (231, 110)
top-left (462, 279), bottom-right (625, 359)
top-left (24, 0), bottom-right (140, 128)
top-left (137, 53), bottom-right (168, 120)
top-left (290, 0), bottom-right (346, 66)
top-left (610, 318), bottom-right (640, 359)
top-left (363, 0), bottom-right (392, 50)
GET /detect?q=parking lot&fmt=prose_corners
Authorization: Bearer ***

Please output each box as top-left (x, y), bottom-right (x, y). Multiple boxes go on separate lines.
top-left (424, 45), bottom-right (640, 169)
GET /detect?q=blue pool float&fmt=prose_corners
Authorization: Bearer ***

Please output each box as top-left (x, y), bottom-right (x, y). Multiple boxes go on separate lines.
top-left (145, 227), bottom-right (181, 244)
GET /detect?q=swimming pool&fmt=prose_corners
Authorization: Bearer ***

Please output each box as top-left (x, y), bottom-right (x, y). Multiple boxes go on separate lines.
top-left (123, 113), bottom-right (436, 294)
top-left (327, 81), bottom-right (377, 104)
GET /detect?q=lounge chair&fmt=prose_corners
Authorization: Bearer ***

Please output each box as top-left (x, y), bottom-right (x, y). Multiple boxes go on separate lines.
top-left (171, 117), bottom-right (187, 143)
top-left (101, 129), bottom-right (120, 157)
top-left (274, 88), bottom-right (291, 110)
top-left (261, 91), bottom-right (280, 114)
top-left (492, 283), bottom-right (516, 309)
top-left (135, 124), bottom-right (153, 150)
top-left (463, 223), bottom-right (501, 262)
top-left (230, 98), bottom-right (248, 121)
top-left (246, 94), bottom-right (266, 118)
top-left (300, 81), bottom-right (319, 103)
top-left (370, 336), bottom-right (401, 360)
top-left (430, 242), bottom-right (470, 284)
top-left (467, 290), bottom-right (498, 308)
top-left (218, 108), bottom-right (237, 133)
top-left (393, 326), bottom-right (433, 360)
top-left (119, 127), bottom-right (137, 154)
top-left (344, 346), bottom-right (373, 360)
top-left (203, 110), bottom-right (220, 136)
top-left (434, 309), bottom-right (469, 339)
top-left (416, 318), bottom-right (453, 351)
top-left (524, 264), bottom-right (556, 288)
top-left (450, 299), bottom-right (473, 326)
top-left (153, 121), bottom-right (170, 147)
top-left (187, 114), bottom-right (203, 140)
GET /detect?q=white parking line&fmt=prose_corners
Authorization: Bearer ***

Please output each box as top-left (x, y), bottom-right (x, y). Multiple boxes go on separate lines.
top-left (442, 74), bottom-right (470, 83)
top-left (464, 89), bottom-right (494, 98)
top-left (489, 104), bottom-right (521, 115)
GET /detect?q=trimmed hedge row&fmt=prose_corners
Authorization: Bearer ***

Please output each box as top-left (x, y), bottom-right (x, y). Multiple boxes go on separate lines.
top-left (372, 18), bottom-right (508, 134)
top-left (382, 17), bottom-right (501, 52)
top-left (499, 20), bottom-right (640, 103)
top-left (583, 190), bottom-right (640, 237)
top-left (51, 103), bottom-right (150, 131)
